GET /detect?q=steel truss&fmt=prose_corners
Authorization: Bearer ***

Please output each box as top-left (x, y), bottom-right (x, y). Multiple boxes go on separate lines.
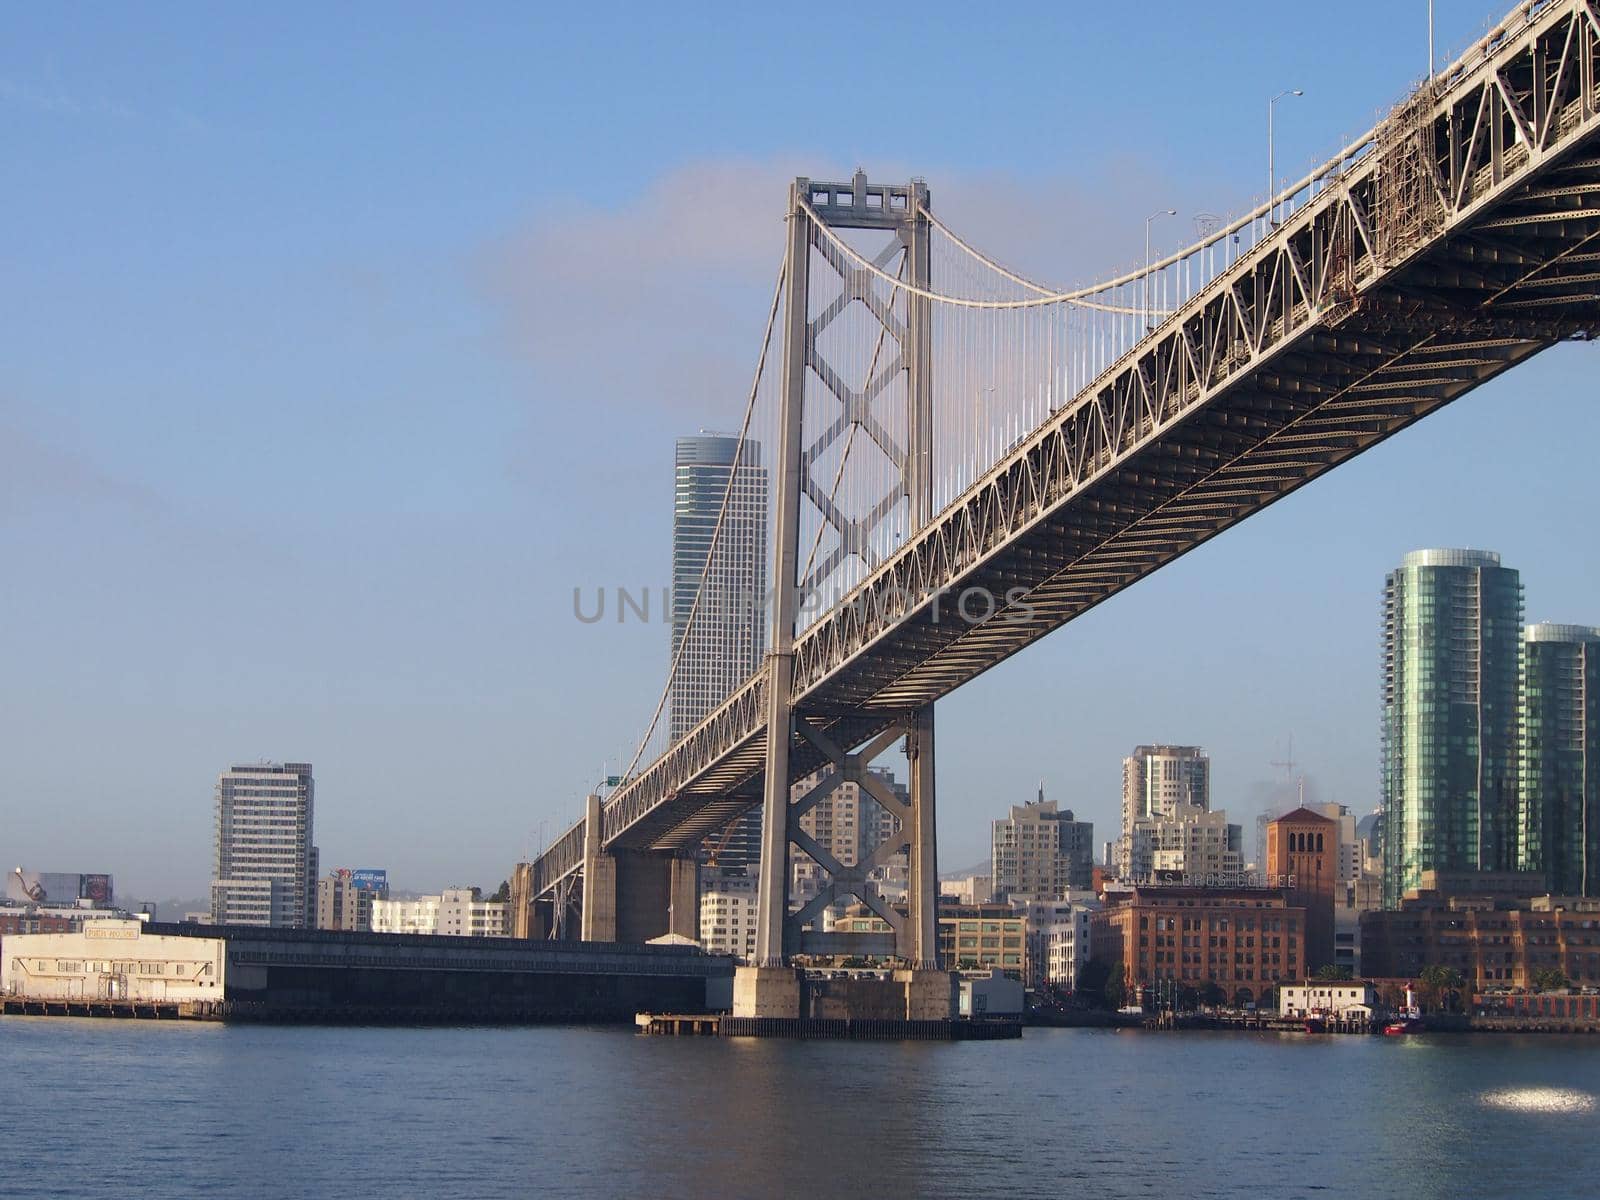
top-left (532, 0), bottom-right (1600, 904)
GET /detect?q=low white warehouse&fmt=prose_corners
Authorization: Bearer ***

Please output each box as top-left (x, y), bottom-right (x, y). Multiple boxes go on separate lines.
top-left (2, 919), bottom-right (225, 1002)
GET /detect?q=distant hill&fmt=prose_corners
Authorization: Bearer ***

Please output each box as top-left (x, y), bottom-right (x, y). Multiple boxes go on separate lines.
top-left (941, 859), bottom-right (989, 880)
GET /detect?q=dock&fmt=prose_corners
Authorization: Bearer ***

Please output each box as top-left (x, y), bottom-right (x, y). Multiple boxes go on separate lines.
top-left (637, 1012), bottom-right (1022, 1040)
top-left (0, 997), bottom-right (226, 1020)
top-left (1142, 1011), bottom-right (1376, 1034)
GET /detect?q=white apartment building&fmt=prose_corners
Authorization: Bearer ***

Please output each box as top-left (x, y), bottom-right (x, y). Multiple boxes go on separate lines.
top-left (370, 895), bottom-right (441, 935)
top-left (437, 888), bottom-right (508, 937)
top-left (1118, 746), bottom-right (1209, 877)
top-left (370, 890), bottom-right (507, 937)
top-left (700, 867), bottom-right (759, 961)
top-left (1016, 892), bottom-right (1101, 990)
top-left (210, 761), bottom-right (318, 928)
top-left (991, 790), bottom-right (1093, 900)
top-left (1128, 805), bottom-right (1245, 881)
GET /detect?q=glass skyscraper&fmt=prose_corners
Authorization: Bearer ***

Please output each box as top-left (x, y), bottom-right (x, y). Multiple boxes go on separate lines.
top-left (670, 434), bottom-right (768, 870)
top-left (1381, 549), bottom-right (1523, 907)
top-left (1519, 623), bottom-right (1600, 897)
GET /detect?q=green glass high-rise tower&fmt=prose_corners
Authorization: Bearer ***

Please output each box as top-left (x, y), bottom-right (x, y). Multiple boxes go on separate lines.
top-left (1381, 549), bottom-right (1523, 907)
top-left (1519, 623), bottom-right (1600, 897)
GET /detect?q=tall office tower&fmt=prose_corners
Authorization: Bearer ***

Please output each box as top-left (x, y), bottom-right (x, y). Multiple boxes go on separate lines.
top-left (1520, 623), bottom-right (1600, 897)
top-left (991, 788), bottom-right (1095, 900)
top-left (670, 434), bottom-right (769, 870)
top-left (1117, 746), bottom-right (1210, 877)
top-left (210, 762), bottom-right (318, 927)
top-left (1382, 549), bottom-right (1523, 907)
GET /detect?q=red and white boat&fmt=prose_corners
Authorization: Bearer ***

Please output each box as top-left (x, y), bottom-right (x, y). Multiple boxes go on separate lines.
top-left (1384, 984), bottom-right (1424, 1035)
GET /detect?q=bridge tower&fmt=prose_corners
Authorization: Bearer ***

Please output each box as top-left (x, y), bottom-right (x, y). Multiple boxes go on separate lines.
top-left (741, 172), bottom-right (947, 1017)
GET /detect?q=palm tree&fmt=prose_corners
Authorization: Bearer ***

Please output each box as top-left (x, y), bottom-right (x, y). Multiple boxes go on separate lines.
top-left (1417, 964), bottom-right (1467, 1013)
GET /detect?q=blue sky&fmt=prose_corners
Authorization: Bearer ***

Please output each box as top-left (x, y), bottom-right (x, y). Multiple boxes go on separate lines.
top-left (4, 1), bottom-right (1595, 899)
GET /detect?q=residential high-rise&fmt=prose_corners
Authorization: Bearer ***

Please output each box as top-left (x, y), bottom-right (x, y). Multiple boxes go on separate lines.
top-left (1123, 745), bottom-right (1210, 821)
top-left (1520, 623), bottom-right (1600, 897)
top-left (1125, 806), bottom-right (1245, 881)
top-left (210, 762), bottom-right (317, 928)
top-left (315, 868), bottom-right (388, 932)
top-left (790, 766), bottom-right (906, 908)
top-left (1382, 549), bottom-right (1523, 907)
top-left (699, 867), bottom-right (760, 961)
top-left (1014, 892), bottom-right (1101, 991)
top-left (991, 789), bottom-right (1094, 900)
top-left (671, 434), bottom-right (768, 870)
top-left (1118, 746), bottom-right (1208, 877)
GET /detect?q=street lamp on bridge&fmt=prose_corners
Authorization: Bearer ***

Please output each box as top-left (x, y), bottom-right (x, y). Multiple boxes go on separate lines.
top-left (1268, 88), bottom-right (1304, 227)
top-left (1144, 208), bottom-right (1177, 331)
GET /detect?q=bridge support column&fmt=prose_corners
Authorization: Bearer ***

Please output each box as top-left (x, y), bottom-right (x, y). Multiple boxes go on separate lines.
top-left (748, 173), bottom-right (949, 986)
top-left (580, 792), bottom-right (617, 942)
top-left (529, 898), bottom-right (553, 941)
top-left (752, 177), bottom-right (813, 970)
top-left (906, 705), bottom-right (940, 970)
top-left (609, 850), bottom-right (697, 944)
top-left (668, 855), bottom-right (699, 941)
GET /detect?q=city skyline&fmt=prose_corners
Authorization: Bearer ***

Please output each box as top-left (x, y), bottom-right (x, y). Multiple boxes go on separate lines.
top-left (13, 526), bottom-right (1600, 902)
top-left (5, 2), bottom-right (1600, 900)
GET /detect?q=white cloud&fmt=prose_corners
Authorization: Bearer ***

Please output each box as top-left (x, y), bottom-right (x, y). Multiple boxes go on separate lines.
top-left (473, 155), bottom-right (1194, 420)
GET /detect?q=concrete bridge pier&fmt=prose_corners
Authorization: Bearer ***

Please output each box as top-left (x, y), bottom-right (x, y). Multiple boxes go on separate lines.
top-left (524, 898), bottom-right (553, 941)
top-left (580, 794), bottom-right (700, 944)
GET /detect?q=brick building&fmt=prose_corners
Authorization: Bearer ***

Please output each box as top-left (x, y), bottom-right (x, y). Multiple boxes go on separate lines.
top-left (1361, 870), bottom-right (1600, 989)
top-left (1090, 885), bottom-right (1307, 1006)
top-left (1265, 807), bottom-right (1338, 973)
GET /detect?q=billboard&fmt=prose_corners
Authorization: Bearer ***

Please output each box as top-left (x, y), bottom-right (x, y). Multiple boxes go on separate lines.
top-left (1143, 869), bottom-right (1295, 890)
top-left (5, 869), bottom-right (115, 906)
top-left (350, 869), bottom-right (388, 894)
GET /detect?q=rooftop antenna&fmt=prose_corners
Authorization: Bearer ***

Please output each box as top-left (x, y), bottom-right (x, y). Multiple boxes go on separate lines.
top-left (1269, 735), bottom-right (1305, 809)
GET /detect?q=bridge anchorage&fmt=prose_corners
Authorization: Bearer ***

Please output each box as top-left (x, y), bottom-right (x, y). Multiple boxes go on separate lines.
top-left (518, 0), bottom-right (1600, 1025)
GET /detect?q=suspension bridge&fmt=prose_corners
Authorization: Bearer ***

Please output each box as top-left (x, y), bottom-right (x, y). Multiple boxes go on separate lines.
top-left (521, 0), bottom-right (1600, 1005)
